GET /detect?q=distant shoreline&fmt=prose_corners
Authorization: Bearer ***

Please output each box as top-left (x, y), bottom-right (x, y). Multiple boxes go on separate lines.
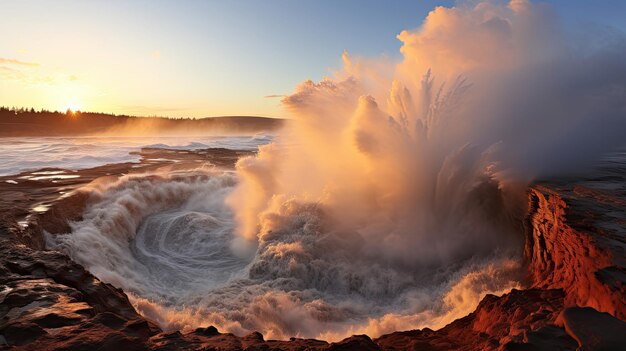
top-left (0, 107), bottom-right (284, 137)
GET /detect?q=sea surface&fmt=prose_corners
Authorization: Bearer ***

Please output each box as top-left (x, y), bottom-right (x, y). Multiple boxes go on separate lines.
top-left (0, 134), bottom-right (273, 176)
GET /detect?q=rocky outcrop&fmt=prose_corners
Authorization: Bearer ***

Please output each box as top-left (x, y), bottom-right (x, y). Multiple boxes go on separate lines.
top-left (0, 227), bottom-right (160, 350)
top-left (526, 186), bottom-right (626, 320)
top-left (376, 288), bottom-right (576, 351)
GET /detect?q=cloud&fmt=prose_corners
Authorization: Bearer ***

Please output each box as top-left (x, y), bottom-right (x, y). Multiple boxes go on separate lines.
top-left (0, 67), bottom-right (54, 85)
top-left (264, 94), bottom-right (285, 99)
top-left (0, 57), bottom-right (45, 83)
top-left (0, 64), bottom-right (27, 81)
top-left (0, 58), bottom-right (78, 85)
top-left (0, 57), bottom-right (39, 67)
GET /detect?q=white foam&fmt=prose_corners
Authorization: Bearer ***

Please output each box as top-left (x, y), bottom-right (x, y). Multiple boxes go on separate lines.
top-left (48, 172), bottom-right (521, 340)
top-left (30, 175), bottom-right (80, 181)
top-left (31, 171), bottom-right (66, 175)
top-left (32, 204), bottom-right (50, 213)
top-left (0, 135), bottom-right (273, 176)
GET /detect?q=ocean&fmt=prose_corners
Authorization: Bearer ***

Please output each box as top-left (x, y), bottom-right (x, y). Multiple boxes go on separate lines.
top-left (0, 134), bottom-right (273, 176)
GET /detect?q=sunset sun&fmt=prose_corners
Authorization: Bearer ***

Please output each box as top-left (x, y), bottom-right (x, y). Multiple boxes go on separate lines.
top-left (64, 102), bottom-right (81, 113)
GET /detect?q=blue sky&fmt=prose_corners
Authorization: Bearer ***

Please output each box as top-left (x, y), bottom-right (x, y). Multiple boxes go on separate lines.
top-left (1, 0), bottom-right (624, 117)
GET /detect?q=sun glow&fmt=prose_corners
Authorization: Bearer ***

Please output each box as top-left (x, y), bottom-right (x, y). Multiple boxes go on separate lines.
top-left (64, 102), bottom-right (82, 114)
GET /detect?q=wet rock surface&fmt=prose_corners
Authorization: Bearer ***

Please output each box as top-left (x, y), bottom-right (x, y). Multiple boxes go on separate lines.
top-left (1, 149), bottom-right (625, 350)
top-left (0, 230), bottom-right (159, 350)
top-left (526, 183), bottom-right (626, 320)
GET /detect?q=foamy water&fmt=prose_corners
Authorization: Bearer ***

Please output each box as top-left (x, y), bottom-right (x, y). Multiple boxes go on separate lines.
top-left (47, 171), bottom-right (522, 340)
top-left (0, 135), bottom-right (272, 176)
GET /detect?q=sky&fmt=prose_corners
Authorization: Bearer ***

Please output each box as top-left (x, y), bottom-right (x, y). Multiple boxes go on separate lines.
top-left (1, 0), bottom-right (625, 118)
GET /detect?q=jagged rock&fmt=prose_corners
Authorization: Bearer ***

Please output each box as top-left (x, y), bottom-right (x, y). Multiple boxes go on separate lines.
top-left (329, 335), bottom-right (380, 350)
top-left (376, 289), bottom-right (578, 351)
top-left (0, 223), bottom-right (156, 350)
top-left (194, 325), bottom-right (220, 337)
top-left (526, 186), bottom-right (626, 319)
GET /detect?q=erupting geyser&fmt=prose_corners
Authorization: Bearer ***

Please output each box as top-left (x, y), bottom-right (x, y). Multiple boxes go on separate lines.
top-left (48, 0), bottom-right (626, 341)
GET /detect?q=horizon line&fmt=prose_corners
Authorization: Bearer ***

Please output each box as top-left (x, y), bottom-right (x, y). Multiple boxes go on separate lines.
top-left (0, 106), bottom-right (284, 120)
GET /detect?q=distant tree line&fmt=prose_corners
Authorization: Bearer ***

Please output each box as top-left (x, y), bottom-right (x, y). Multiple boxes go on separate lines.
top-left (0, 106), bottom-right (283, 136)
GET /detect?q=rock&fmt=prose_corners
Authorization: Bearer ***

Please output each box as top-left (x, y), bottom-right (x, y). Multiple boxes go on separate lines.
top-left (242, 331), bottom-right (266, 350)
top-left (1, 322), bottom-right (47, 346)
top-left (558, 307), bottom-right (626, 351)
top-left (376, 289), bottom-right (578, 351)
top-left (194, 325), bottom-right (220, 337)
top-left (526, 186), bottom-right (626, 319)
top-left (0, 222), bottom-right (153, 350)
top-left (243, 331), bottom-right (264, 342)
top-left (329, 335), bottom-right (380, 351)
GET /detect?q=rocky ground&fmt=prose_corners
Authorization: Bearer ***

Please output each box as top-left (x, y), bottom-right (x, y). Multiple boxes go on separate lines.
top-left (1, 149), bottom-right (625, 350)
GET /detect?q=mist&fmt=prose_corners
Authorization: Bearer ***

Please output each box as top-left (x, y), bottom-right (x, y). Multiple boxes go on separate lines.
top-left (230, 0), bottom-right (626, 258)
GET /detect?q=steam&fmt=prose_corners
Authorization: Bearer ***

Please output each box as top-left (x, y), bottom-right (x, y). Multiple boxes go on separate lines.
top-left (49, 0), bottom-right (626, 342)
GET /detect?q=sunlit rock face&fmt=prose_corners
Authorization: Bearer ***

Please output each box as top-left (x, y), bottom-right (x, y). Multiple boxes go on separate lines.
top-left (526, 185), bottom-right (626, 319)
